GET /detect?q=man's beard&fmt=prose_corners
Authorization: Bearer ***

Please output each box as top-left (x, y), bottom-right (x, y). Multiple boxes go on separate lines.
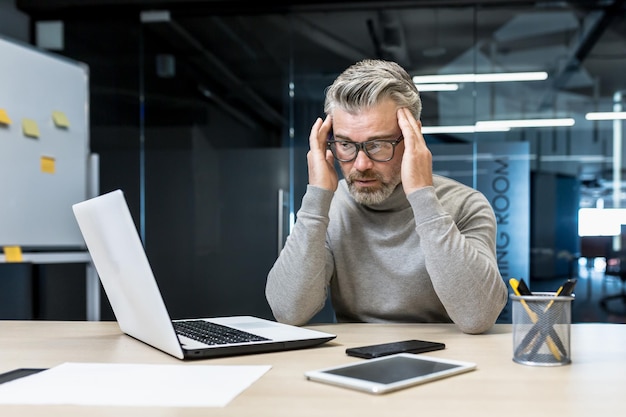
top-left (345, 169), bottom-right (401, 205)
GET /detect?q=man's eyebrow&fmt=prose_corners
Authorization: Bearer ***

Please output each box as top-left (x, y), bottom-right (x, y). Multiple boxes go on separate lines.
top-left (331, 133), bottom-right (351, 141)
top-left (332, 133), bottom-right (399, 142)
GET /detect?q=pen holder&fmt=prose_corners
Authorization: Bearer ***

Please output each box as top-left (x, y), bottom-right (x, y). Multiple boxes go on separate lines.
top-left (510, 292), bottom-right (574, 366)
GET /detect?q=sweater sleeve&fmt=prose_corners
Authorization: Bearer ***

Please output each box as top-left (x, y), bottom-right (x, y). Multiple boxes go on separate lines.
top-left (407, 185), bottom-right (508, 334)
top-left (265, 185), bottom-right (335, 325)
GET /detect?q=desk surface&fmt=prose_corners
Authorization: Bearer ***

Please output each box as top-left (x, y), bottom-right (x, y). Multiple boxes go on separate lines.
top-left (1, 321), bottom-right (624, 416)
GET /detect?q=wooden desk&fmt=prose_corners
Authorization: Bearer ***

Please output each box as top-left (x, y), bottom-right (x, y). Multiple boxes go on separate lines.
top-left (1, 321), bottom-right (624, 416)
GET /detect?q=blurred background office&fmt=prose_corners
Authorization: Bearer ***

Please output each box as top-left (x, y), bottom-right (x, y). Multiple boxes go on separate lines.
top-left (1, 0), bottom-right (625, 324)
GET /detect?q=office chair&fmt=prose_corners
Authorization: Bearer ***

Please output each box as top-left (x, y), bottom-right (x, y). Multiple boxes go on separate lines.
top-left (602, 257), bottom-right (626, 315)
top-left (600, 226), bottom-right (626, 315)
top-left (579, 235), bottom-right (626, 315)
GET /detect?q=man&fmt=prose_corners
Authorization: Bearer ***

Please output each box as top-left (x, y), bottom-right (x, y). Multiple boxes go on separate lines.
top-left (265, 59), bottom-right (507, 334)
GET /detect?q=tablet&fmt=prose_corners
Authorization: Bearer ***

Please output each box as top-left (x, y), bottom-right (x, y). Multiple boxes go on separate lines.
top-left (0, 368), bottom-right (46, 385)
top-left (304, 353), bottom-right (476, 394)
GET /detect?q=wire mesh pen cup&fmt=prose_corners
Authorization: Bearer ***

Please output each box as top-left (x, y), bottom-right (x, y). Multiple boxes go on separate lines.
top-left (510, 292), bottom-right (574, 366)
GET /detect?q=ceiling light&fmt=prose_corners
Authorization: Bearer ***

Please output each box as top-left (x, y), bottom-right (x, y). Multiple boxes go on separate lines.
top-left (422, 125), bottom-right (510, 134)
top-left (585, 111), bottom-right (626, 120)
top-left (475, 118), bottom-right (575, 129)
top-left (422, 118), bottom-right (575, 135)
top-left (415, 83), bottom-right (459, 92)
top-left (412, 71), bottom-right (548, 84)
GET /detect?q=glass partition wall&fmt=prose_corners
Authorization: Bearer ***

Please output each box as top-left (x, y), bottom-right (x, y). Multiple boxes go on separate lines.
top-left (45, 2), bottom-right (625, 321)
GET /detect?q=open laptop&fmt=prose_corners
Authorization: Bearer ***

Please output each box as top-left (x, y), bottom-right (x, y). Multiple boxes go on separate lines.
top-left (72, 189), bottom-right (335, 360)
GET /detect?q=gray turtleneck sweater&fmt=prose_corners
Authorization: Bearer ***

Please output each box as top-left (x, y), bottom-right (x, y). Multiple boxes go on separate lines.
top-left (265, 174), bottom-right (508, 334)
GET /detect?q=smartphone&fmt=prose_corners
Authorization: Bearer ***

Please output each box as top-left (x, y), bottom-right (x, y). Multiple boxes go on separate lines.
top-left (345, 339), bottom-right (445, 359)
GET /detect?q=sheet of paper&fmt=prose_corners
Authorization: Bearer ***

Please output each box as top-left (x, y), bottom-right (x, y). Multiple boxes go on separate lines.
top-left (0, 362), bottom-right (271, 407)
top-left (0, 108), bottom-right (11, 125)
top-left (51, 110), bottom-right (70, 128)
top-left (40, 156), bottom-right (56, 174)
top-left (21, 118), bottom-right (39, 138)
top-left (2, 246), bottom-right (23, 262)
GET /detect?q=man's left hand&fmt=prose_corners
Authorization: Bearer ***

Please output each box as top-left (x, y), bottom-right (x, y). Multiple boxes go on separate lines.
top-left (397, 107), bottom-right (433, 195)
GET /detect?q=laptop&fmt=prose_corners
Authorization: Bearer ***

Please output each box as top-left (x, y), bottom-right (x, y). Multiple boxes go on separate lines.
top-left (72, 189), bottom-right (335, 360)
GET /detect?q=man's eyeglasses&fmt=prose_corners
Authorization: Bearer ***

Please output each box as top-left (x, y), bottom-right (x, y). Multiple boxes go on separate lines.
top-left (327, 135), bottom-right (404, 162)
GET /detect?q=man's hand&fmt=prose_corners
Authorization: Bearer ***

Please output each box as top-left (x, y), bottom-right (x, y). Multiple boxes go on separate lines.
top-left (307, 115), bottom-right (338, 191)
top-left (397, 107), bottom-right (433, 195)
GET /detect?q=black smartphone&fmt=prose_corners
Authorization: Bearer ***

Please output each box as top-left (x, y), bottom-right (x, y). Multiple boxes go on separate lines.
top-left (346, 339), bottom-right (445, 359)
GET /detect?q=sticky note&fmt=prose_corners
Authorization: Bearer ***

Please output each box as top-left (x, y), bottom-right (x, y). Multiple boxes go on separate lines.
top-left (3, 246), bottom-right (23, 262)
top-left (22, 118), bottom-right (40, 138)
top-left (41, 156), bottom-right (56, 174)
top-left (52, 110), bottom-right (70, 128)
top-left (0, 109), bottom-right (11, 125)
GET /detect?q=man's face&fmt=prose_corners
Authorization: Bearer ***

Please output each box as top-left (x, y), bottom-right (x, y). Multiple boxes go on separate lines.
top-left (331, 98), bottom-right (404, 205)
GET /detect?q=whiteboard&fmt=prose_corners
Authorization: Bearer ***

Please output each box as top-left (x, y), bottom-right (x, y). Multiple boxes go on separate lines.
top-left (0, 36), bottom-right (90, 249)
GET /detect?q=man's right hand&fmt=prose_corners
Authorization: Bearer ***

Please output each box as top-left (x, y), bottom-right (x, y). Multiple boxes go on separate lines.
top-left (307, 115), bottom-right (338, 191)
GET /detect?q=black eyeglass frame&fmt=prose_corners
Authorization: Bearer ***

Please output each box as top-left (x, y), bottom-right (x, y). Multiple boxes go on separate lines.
top-left (326, 135), bottom-right (404, 162)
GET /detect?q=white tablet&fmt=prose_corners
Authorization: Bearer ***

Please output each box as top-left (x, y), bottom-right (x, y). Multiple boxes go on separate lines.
top-left (304, 353), bottom-right (476, 394)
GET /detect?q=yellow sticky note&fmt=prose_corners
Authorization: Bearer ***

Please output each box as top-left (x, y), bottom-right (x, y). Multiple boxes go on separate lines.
top-left (0, 108), bottom-right (11, 125)
top-left (22, 118), bottom-right (40, 138)
top-left (52, 110), bottom-right (70, 128)
top-left (41, 156), bottom-right (56, 174)
top-left (3, 246), bottom-right (23, 262)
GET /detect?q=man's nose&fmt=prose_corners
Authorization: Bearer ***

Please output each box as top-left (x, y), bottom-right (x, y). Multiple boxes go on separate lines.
top-left (352, 148), bottom-right (374, 171)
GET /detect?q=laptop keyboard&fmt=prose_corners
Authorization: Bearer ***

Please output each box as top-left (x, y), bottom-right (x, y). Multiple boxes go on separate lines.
top-left (173, 320), bottom-right (270, 345)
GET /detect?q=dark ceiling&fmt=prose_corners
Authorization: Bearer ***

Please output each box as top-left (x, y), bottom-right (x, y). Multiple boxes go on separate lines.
top-left (15, 0), bottom-right (626, 133)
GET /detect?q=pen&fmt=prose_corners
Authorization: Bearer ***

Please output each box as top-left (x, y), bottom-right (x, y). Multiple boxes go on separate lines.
top-left (525, 279), bottom-right (577, 360)
top-left (509, 278), bottom-right (563, 361)
top-left (509, 278), bottom-right (538, 320)
top-left (522, 283), bottom-right (566, 357)
top-left (516, 278), bottom-right (532, 297)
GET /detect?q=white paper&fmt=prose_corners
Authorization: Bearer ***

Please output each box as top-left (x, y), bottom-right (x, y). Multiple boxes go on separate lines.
top-left (0, 362), bottom-right (271, 407)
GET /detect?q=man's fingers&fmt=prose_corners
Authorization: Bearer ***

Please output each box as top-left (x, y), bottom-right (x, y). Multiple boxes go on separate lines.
top-left (309, 117), bottom-right (324, 151)
top-left (326, 149), bottom-right (335, 166)
top-left (398, 107), bottom-right (433, 192)
top-left (309, 115), bottom-right (333, 153)
top-left (398, 108), bottom-right (425, 151)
